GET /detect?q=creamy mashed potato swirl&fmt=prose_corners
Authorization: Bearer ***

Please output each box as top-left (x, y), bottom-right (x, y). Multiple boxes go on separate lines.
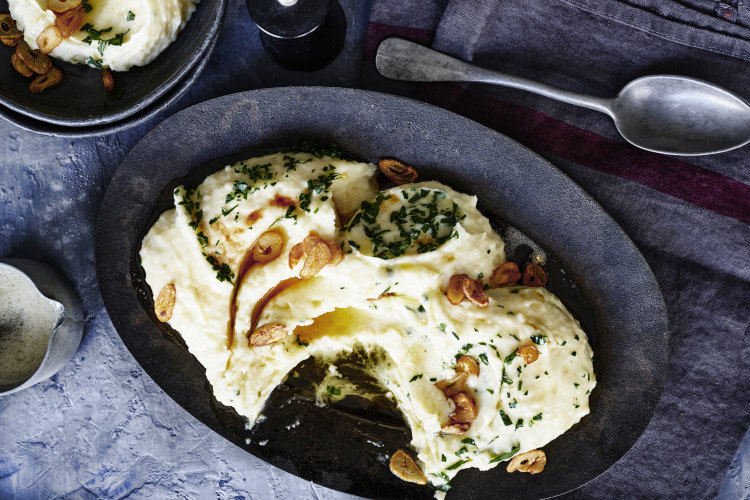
top-left (140, 150), bottom-right (596, 494)
top-left (9, 0), bottom-right (198, 71)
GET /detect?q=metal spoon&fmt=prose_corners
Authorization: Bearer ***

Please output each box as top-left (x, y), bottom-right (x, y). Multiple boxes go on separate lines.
top-left (375, 37), bottom-right (750, 156)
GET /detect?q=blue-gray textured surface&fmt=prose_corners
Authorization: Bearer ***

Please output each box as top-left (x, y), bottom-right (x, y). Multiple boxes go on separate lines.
top-left (0, 1), bottom-right (747, 500)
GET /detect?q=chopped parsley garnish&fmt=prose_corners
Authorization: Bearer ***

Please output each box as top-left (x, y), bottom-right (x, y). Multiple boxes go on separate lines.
top-left (127, 11), bottom-right (135, 21)
top-left (502, 366), bottom-right (513, 385)
top-left (446, 459), bottom-right (469, 471)
top-left (489, 443), bottom-right (520, 463)
top-left (499, 410), bottom-right (513, 426)
top-left (572, 351), bottom-right (577, 356)
top-left (326, 385), bottom-right (341, 396)
top-left (533, 413), bottom-right (543, 421)
top-left (455, 446), bottom-right (468, 456)
top-left (345, 188), bottom-right (464, 259)
top-left (81, 24), bottom-right (129, 56)
top-left (409, 374), bottom-right (423, 382)
top-left (479, 353), bottom-right (489, 365)
top-left (205, 255), bottom-right (234, 284)
top-left (438, 323), bottom-right (446, 332)
top-left (530, 334), bottom-right (548, 345)
top-left (515, 418), bottom-right (524, 429)
top-left (441, 454), bottom-right (446, 462)
top-left (461, 438), bottom-right (475, 445)
top-left (86, 56), bottom-right (104, 70)
top-left (504, 351), bottom-right (517, 364)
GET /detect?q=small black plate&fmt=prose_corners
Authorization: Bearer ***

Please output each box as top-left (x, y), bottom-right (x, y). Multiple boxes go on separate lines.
top-left (0, 0), bottom-right (225, 128)
top-left (96, 87), bottom-right (669, 499)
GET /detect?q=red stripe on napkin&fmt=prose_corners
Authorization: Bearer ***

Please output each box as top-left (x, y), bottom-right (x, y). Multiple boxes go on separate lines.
top-left (418, 83), bottom-right (750, 225)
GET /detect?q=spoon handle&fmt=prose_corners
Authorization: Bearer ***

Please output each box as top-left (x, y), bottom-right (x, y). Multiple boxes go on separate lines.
top-left (376, 38), bottom-right (613, 116)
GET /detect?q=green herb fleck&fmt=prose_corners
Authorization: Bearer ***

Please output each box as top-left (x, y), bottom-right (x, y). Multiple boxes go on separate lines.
top-left (489, 443), bottom-right (520, 463)
top-left (326, 385), bottom-right (341, 396)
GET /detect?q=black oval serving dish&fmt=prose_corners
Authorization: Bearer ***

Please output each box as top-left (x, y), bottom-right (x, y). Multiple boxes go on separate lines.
top-left (95, 87), bottom-right (669, 499)
top-left (0, 0), bottom-right (225, 130)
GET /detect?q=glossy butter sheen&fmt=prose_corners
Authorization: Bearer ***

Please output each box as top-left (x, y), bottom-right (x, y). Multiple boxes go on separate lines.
top-left (139, 152), bottom-right (595, 491)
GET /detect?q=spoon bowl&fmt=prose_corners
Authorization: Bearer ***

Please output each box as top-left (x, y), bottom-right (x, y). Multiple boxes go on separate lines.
top-left (376, 38), bottom-right (750, 156)
top-left (611, 75), bottom-right (750, 155)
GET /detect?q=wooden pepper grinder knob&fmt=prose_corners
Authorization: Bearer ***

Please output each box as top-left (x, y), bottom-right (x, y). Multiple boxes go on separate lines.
top-left (246, 0), bottom-right (346, 72)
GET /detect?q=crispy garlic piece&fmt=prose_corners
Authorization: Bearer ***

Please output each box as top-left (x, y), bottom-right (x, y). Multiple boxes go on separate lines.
top-left (440, 422), bottom-right (470, 435)
top-left (446, 273), bottom-right (467, 305)
top-left (102, 70), bottom-right (115, 92)
top-left (450, 392), bottom-right (477, 423)
top-left (455, 355), bottom-right (479, 377)
top-left (249, 323), bottom-right (289, 347)
top-left (16, 41), bottom-right (52, 75)
top-left (517, 344), bottom-right (539, 364)
top-left (389, 450), bottom-right (427, 485)
top-left (378, 159), bottom-right (418, 185)
top-left (463, 277), bottom-right (489, 307)
top-left (47, 0), bottom-right (83, 14)
top-left (55, 7), bottom-right (84, 38)
top-left (0, 13), bottom-right (23, 47)
top-left (522, 262), bottom-right (547, 287)
top-left (37, 26), bottom-right (62, 55)
top-left (289, 234), bottom-right (342, 278)
top-left (11, 52), bottom-right (33, 77)
top-left (507, 449), bottom-right (547, 474)
top-left (435, 371), bottom-right (467, 398)
top-left (29, 65), bottom-right (63, 93)
top-left (490, 261), bottom-right (522, 287)
top-left (252, 231), bottom-right (284, 264)
top-left (154, 283), bottom-right (176, 322)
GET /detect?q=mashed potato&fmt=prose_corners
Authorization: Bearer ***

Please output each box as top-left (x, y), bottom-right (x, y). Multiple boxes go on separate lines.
top-left (9, 0), bottom-right (198, 71)
top-left (140, 150), bottom-right (596, 494)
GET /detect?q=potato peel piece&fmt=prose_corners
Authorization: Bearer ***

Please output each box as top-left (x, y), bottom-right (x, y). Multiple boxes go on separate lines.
top-left (378, 159), bottom-right (418, 185)
top-left (249, 323), bottom-right (289, 346)
top-left (490, 261), bottom-right (522, 287)
top-left (463, 277), bottom-right (489, 307)
top-left (507, 449), bottom-right (546, 474)
top-left (37, 26), bottom-right (62, 55)
top-left (47, 0), bottom-right (83, 14)
top-left (11, 52), bottom-right (33, 77)
top-left (154, 283), bottom-right (176, 322)
top-left (29, 65), bottom-right (62, 93)
top-left (517, 344), bottom-right (539, 364)
top-left (446, 273), bottom-right (467, 305)
top-left (389, 450), bottom-right (427, 485)
top-left (252, 231), bottom-right (284, 264)
top-left (55, 7), bottom-right (83, 38)
top-left (455, 355), bottom-right (479, 377)
top-left (522, 262), bottom-right (548, 287)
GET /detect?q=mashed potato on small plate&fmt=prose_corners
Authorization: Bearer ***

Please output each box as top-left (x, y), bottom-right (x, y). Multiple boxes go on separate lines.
top-left (140, 149), bottom-right (596, 495)
top-left (9, 0), bottom-right (198, 71)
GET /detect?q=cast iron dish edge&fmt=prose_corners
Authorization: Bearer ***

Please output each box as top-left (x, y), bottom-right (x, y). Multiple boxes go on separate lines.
top-left (95, 87), bottom-right (669, 499)
top-left (0, 30), bottom-right (217, 138)
top-left (0, 0), bottom-right (226, 127)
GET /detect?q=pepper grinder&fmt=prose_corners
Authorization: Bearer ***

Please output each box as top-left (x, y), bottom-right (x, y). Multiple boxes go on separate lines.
top-left (246, 0), bottom-right (347, 72)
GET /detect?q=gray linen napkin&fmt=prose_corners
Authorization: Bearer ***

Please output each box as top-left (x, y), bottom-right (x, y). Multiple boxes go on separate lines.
top-left (363, 0), bottom-right (750, 498)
